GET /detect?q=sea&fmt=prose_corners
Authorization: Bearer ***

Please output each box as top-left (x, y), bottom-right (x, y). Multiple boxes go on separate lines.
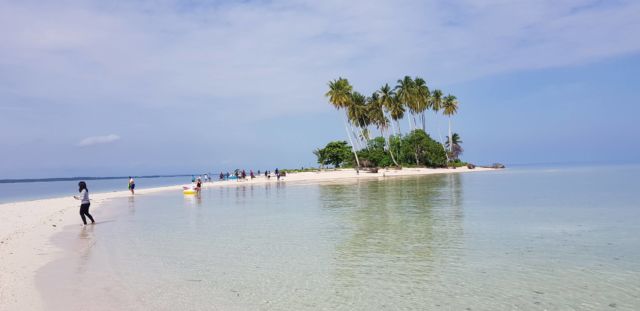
top-left (36, 164), bottom-right (640, 310)
top-left (0, 175), bottom-right (196, 204)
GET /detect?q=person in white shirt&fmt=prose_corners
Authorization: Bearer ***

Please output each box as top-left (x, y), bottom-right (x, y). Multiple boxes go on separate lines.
top-left (128, 177), bottom-right (135, 195)
top-left (73, 181), bottom-right (95, 226)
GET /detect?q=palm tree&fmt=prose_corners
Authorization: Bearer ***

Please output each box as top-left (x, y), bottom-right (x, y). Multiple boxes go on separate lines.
top-left (348, 91), bottom-right (371, 146)
top-left (442, 94), bottom-right (459, 158)
top-left (378, 84), bottom-right (402, 135)
top-left (378, 84), bottom-right (404, 165)
top-left (445, 133), bottom-right (463, 160)
top-left (414, 77), bottom-right (431, 132)
top-left (325, 78), bottom-right (360, 168)
top-left (395, 76), bottom-right (416, 131)
top-left (431, 89), bottom-right (443, 114)
top-left (368, 91), bottom-right (400, 166)
top-left (430, 89), bottom-right (446, 149)
top-left (367, 92), bottom-right (383, 138)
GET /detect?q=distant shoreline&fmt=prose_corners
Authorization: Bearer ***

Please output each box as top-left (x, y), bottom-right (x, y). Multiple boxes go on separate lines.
top-left (0, 166), bottom-right (497, 309)
top-left (0, 174), bottom-right (192, 184)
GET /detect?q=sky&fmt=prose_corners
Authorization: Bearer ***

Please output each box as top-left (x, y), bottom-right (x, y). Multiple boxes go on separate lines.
top-left (1, 0), bottom-right (639, 178)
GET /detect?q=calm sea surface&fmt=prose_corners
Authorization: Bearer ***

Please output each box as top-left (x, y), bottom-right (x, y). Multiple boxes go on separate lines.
top-left (0, 176), bottom-right (193, 203)
top-left (39, 165), bottom-right (640, 310)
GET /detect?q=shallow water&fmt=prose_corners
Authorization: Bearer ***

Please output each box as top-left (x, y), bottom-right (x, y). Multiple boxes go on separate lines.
top-left (39, 166), bottom-right (640, 310)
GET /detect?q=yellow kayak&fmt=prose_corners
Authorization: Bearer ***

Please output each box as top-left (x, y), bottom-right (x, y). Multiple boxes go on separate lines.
top-left (183, 189), bottom-right (197, 195)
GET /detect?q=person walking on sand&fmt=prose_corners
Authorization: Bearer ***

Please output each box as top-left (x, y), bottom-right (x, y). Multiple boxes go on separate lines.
top-left (74, 181), bottom-right (95, 226)
top-left (128, 176), bottom-right (135, 195)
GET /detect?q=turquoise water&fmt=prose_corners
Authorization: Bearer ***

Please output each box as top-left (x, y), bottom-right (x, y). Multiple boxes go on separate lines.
top-left (39, 166), bottom-right (640, 310)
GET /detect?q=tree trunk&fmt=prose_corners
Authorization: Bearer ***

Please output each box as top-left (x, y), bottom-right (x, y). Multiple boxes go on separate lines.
top-left (343, 115), bottom-right (360, 168)
top-left (421, 112), bottom-right (426, 132)
top-left (390, 145), bottom-right (399, 167)
top-left (448, 118), bottom-right (452, 153)
top-left (360, 125), bottom-right (370, 150)
top-left (352, 127), bottom-right (362, 149)
top-left (383, 126), bottom-right (399, 167)
top-left (447, 117), bottom-right (452, 166)
top-left (394, 120), bottom-right (403, 162)
top-left (435, 111), bottom-right (448, 162)
top-left (435, 111), bottom-right (444, 143)
top-left (389, 117), bottom-right (397, 136)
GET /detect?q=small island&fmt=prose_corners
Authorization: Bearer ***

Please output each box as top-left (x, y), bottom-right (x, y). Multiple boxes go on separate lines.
top-left (318, 76), bottom-right (472, 170)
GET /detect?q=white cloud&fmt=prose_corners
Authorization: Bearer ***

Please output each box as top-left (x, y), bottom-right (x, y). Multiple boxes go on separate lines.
top-left (77, 134), bottom-right (120, 147)
top-left (1, 0), bottom-right (638, 118)
top-left (0, 0), bottom-right (638, 123)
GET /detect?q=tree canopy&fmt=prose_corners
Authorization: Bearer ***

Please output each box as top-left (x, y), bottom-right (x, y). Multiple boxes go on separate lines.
top-left (314, 141), bottom-right (353, 168)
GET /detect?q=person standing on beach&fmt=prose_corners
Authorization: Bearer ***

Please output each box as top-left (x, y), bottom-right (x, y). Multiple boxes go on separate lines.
top-left (73, 181), bottom-right (95, 226)
top-left (128, 176), bottom-right (135, 195)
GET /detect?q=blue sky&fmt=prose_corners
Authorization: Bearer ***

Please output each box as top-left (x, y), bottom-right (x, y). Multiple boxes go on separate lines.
top-left (1, 0), bottom-right (639, 178)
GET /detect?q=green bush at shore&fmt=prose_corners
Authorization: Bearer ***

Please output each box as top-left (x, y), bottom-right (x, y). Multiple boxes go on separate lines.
top-left (314, 129), bottom-right (450, 169)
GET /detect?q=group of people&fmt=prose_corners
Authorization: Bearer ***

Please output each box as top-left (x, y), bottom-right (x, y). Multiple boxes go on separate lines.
top-left (191, 174), bottom-right (212, 183)
top-left (73, 169), bottom-right (287, 225)
top-left (217, 169), bottom-right (251, 181)
top-left (264, 168), bottom-right (285, 180)
top-left (216, 168), bottom-right (285, 181)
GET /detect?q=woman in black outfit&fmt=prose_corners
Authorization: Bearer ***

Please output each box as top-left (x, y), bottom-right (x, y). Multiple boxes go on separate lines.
top-left (74, 181), bottom-right (95, 226)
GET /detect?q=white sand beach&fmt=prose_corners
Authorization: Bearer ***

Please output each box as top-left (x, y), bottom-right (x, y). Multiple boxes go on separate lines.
top-left (0, 167), bottom-right (494, 310)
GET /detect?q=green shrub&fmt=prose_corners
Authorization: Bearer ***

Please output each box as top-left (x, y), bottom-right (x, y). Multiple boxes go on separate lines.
top-left (357, 137), bottom-right (393, 167)
top-left (400, 130), bottom-right (447, 167)
top-left (314, 141), bottom-right (354, 168)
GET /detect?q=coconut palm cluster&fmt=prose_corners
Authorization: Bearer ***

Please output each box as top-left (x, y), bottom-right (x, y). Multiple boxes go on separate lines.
top-left (324, 76), bottom-right (462, 168)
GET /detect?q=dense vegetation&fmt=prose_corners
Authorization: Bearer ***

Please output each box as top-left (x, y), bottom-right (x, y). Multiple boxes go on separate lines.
top-left (314, 129), bottom-right (447, 169)
top-left (317, 76), bottom-right (464, 168)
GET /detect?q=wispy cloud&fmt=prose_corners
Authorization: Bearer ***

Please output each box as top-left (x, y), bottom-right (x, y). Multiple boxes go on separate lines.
top-left (77, 134), bottom-right (120, 147)
top-left (1, 0), bottom-right (638, 116)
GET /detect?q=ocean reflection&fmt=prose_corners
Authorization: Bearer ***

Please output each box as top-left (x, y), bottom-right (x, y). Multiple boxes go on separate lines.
top-left (319, 175), bottom-right (464, 308)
